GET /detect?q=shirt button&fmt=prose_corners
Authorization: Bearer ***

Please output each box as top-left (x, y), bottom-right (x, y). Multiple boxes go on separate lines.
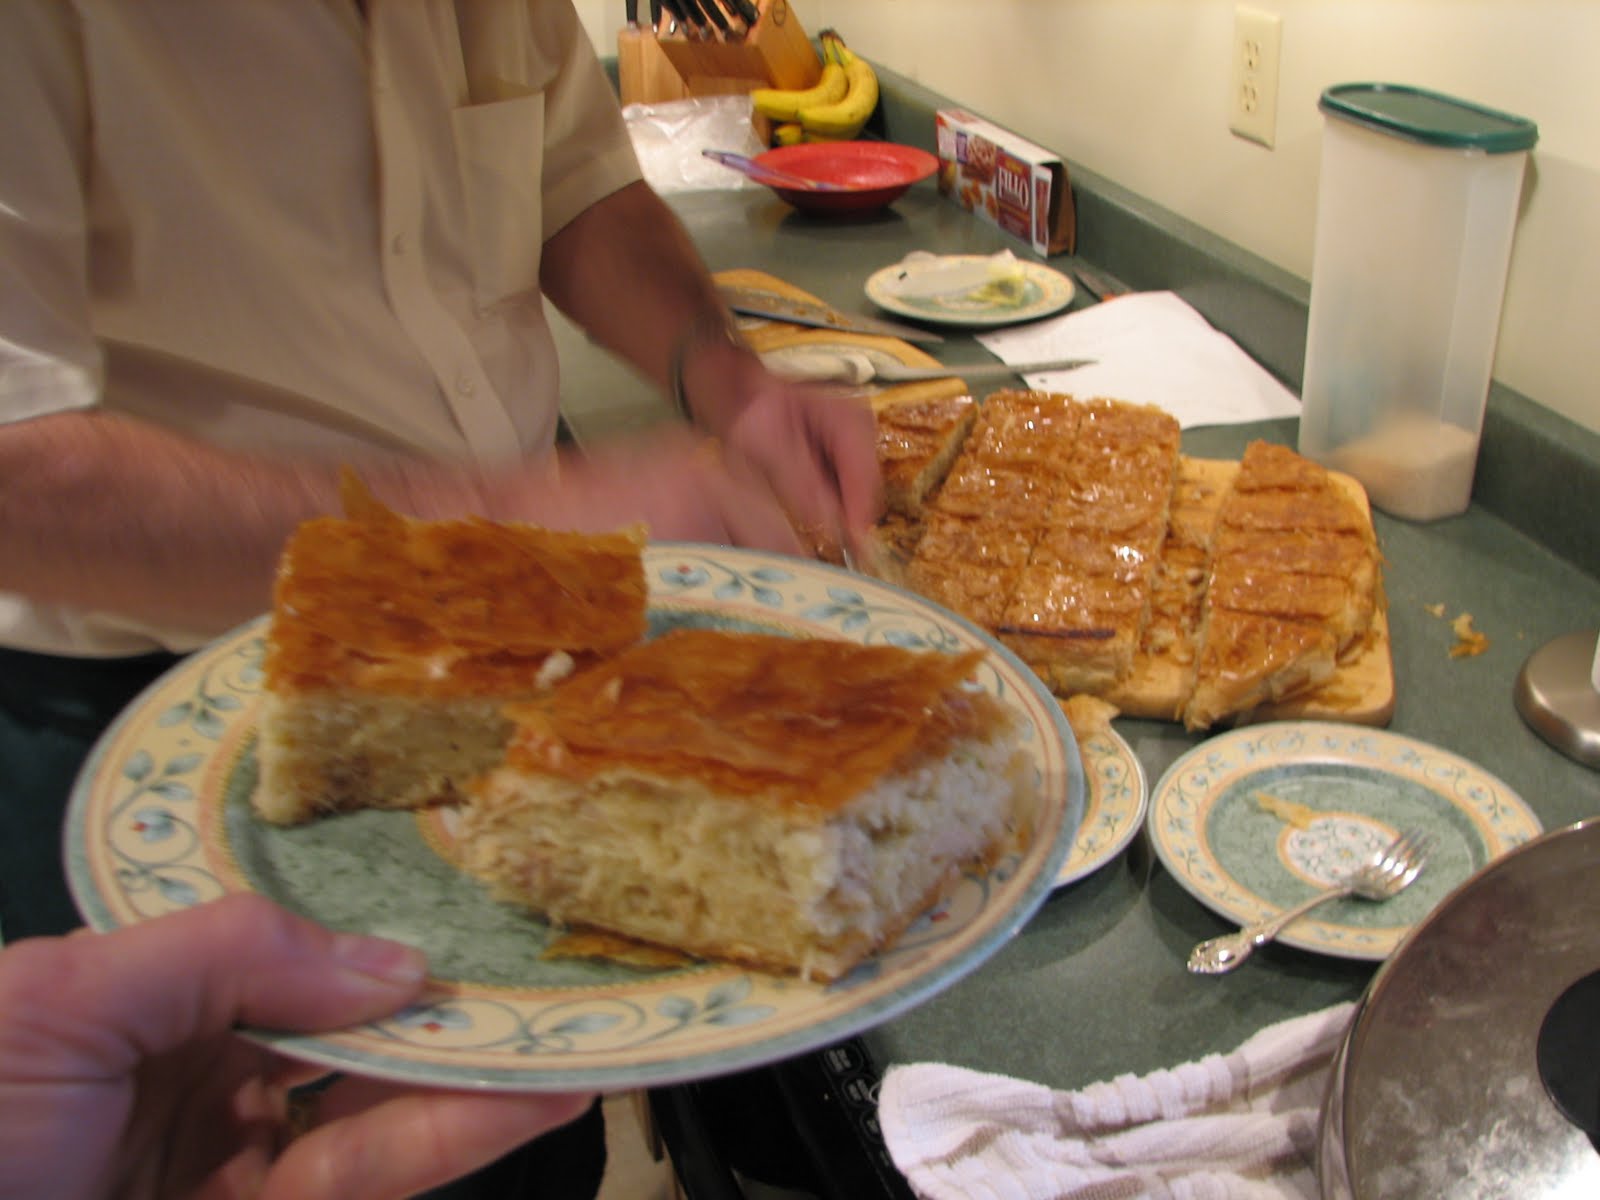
top-left (390, 232), bottom-right (407, 255)
top-left (456, 372), bottom-right (476, 396)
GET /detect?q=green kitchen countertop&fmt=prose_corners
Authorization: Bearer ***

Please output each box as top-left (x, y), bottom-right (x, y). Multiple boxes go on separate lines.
top-left (565, 65), bottom-right (1600, 1091)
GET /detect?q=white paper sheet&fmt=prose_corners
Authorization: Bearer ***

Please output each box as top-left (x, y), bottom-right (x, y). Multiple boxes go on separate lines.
top-left (977, 290), bottom-right (1301, 429)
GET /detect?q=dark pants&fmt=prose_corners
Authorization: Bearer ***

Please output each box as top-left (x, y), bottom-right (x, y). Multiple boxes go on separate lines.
top-left (0, 645), bottom-right (183, 941)
top-left (0, 644), bottom-right (607, 1197)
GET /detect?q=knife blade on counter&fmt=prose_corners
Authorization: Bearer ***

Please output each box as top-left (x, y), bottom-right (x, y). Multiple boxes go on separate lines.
top-left (1070, 262), bottom-right (1132, 302)
top-left (763, 347), bottom-right (1096, 386)
top-left (720, 285), bottom-right (946, 344)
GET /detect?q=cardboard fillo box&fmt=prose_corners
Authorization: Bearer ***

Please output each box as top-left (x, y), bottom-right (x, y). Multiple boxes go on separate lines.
top-left (935, 109), bottom-right (1077, 257)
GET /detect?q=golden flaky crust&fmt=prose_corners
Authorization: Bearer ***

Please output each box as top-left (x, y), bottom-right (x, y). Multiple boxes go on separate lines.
top-left (897, 390), bottom-right (1182, 703)
top-left (265, 489), bottom-right (648, 698)
top-left (1182, 607), bottom-right (1339, 731)
top-left (864, 392), bottom-right (1385, 729)
top-left (498, 629), bottom-right (1009, 814)
top-left (465, 628), bottom-right (1031, 981)
top-left (1180, 440), bottom-right (1380, 728)
top-left (255, 480), bottom-right (649, 824)
top-left (874, 392), bottom-right (979, 517)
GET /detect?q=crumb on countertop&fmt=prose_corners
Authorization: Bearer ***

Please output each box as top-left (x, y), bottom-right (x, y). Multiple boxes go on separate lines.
top-left (1449, 612), bottom-right (1490, 658)
top-left (1424, 603), bottom-right (1491, 658)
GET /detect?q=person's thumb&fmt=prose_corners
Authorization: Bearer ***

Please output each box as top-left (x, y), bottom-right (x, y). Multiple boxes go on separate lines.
top-left (0, 894), bottom-right (425, 1077)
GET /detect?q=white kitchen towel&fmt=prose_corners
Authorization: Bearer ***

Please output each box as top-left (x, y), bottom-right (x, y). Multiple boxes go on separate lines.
top-left (877, 1000), bottom-right (1357, 1200)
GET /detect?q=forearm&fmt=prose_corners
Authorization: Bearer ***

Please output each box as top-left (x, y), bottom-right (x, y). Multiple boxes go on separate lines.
top-left (0, 411), bottom-right (498, 632)
top-left (538, 180), bottom-right (743, 414)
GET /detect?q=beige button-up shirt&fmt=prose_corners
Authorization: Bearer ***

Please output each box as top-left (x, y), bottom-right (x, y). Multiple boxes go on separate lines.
top-left (0, 0), bottom-right (644, 654)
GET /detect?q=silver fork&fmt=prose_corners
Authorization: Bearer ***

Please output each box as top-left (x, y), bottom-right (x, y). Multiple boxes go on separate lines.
top-left (1187, 829), bottom-right (1433, 975)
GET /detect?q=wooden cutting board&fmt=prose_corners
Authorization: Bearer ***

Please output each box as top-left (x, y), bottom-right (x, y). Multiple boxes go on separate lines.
top-left (717, 268), bottom-right (974, 411)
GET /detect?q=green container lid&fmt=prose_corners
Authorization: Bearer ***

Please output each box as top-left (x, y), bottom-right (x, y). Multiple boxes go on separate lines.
top-left (1320, 83), bottom-right (1538, 153)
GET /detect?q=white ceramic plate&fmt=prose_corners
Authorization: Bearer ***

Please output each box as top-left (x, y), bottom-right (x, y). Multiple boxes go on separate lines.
top-left (1147, 721), bottom-right (1542, 960)
top-left (66, 545), bottom-right (1083, 1091)
top-left (866, 254), bottom-right (1075, 328)
top-left (1056, 725), bottom-right (1147, 888)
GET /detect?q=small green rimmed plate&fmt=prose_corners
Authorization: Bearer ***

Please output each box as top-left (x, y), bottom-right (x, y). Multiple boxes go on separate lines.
top-left (1148, 721), bottom-right (1541, 961)
top-left (866, 255), bottom-right (1075, 328)
top-left (1056, 725), bottom-right (1146, 888)
top-left (66, 545), bottom-right (1083, 1091)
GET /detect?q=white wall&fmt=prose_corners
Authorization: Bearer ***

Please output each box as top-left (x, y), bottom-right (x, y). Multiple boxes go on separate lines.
top-left (577, 1), bottom-right (1600, 436)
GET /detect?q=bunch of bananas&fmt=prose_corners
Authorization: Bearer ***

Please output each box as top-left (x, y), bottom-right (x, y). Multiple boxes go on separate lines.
top-left (750, 29), bottom-right (879, 144)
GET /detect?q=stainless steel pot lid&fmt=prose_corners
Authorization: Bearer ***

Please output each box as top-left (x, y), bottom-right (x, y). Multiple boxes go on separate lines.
top-left (1320, 817), bottom-right (1600, 1198)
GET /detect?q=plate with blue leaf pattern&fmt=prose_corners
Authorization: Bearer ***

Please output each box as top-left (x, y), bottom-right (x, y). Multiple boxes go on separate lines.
top-left (1056, 722), bottom-right (1146, 888)
top-left (66, 544), bottom-right (1082, 1090)
top-left (1147, 721), bottom-right (1541, 960)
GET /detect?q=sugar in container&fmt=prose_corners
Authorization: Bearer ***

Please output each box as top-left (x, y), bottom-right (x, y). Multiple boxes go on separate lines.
top-left (1298, 83), bottom-right (1538, 520)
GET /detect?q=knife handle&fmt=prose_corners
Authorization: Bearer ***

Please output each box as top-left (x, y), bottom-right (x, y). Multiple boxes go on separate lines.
top-left (726, 0), bottom-right (761, 31)
top-left (673, 0), bottom-right (712, 38)
top-left (697, 0), bottom-right (733, 37)
top-left (657, 0), bottom-right (692, 36)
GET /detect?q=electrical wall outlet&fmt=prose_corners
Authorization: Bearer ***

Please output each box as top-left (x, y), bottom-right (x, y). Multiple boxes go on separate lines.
top-left (1229, 5), bottom-right (1282, 147)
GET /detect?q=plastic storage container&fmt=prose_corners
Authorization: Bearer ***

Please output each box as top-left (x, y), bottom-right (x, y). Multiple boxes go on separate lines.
top-left (1298, 84), bottom-right (1538, 521)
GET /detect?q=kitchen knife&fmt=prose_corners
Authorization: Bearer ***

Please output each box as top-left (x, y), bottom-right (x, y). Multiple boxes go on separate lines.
top-left (658, 0), bottom-right (696, 36)
top-left (1071, 263), bottom-right (1131, 302)
top-left (696, 0), bottom-right (733, 37)
top-left (721, 285), bottom-right (946, 344)
top-left (764, 348), bottom-right (1096, 385)
top-left (725, 0), bottom-right (761, 29)
top-left (672, 0), bottom-right (713, 37)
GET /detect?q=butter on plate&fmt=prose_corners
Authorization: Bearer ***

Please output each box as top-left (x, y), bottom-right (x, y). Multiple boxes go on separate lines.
top-left (880, 251), bottom-right (1028, 307)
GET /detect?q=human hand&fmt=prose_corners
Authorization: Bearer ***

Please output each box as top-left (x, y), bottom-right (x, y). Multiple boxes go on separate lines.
top-left (0, 895), bottom-right (593, 1200)
top-left (675, 333), bottom-right (883, 556)
top-left (497, 427), bottom-right (806, 554)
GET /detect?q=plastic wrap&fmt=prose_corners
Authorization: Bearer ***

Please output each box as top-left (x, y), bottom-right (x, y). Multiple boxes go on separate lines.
top-left (623, 95), bottom-right (766, 195)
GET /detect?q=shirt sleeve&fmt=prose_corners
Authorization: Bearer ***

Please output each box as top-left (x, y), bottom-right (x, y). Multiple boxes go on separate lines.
top-left (527, 0), bottom-right (645, 242)
top-left (0, 2), bottom-right (104, 424)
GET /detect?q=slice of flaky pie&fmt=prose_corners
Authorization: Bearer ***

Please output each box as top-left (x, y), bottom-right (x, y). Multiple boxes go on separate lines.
top-left (256, 476), bottom-right (648, 824)
top-left (873, 391), bottom-right (979, 518)
top-left (1183, 440), bottom-right (1381, 728)
top-left (460, 629), bottom-right (1034, 981)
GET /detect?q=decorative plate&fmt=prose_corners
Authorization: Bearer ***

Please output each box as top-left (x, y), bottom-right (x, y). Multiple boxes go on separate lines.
top-left (1147, 722), bottom-right (1542, 961)
top-left (865, 254), bottom-right (1075, 328)
top-left (66, 545), bottom-right (1083, 1091)
top-left (1056, 725), bottom-right (1147, 888)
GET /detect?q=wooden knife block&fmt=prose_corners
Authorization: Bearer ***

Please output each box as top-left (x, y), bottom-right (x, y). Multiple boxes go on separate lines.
top-left (618, 0), bottom-right (823, 106)
top-left (617, 26), bottom-right (691, 106)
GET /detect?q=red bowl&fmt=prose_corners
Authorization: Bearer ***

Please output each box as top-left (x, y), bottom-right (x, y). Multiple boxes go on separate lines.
top-left (754, 142), bottom-right (940, 215)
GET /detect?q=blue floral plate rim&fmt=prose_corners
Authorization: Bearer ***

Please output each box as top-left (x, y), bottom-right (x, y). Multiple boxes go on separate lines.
top-left (1145, 720), bottom-right (1542, 961)
top-left (65, 543), bottom-right (1084, 1090)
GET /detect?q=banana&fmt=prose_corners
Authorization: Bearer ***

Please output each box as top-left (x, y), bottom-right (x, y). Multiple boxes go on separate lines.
top-left (797, 43), bottom-right (878, 140)
top-left (750, 60), bottom-right (847, 123)
top-left (772, 121), bottom-right (805, 146)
